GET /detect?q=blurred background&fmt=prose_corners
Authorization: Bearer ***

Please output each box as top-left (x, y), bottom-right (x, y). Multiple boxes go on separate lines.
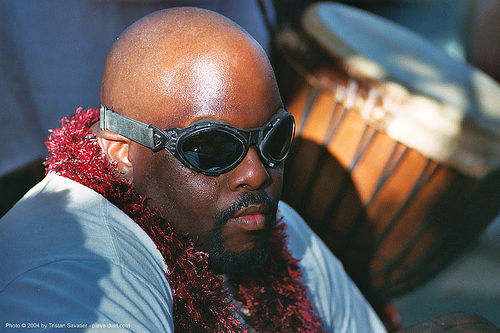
top-left (1, 0), bottom-right (498, 330)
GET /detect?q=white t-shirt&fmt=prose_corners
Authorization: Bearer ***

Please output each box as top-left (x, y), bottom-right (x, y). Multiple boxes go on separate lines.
top-left (0, 173), bottom-right (385, 332)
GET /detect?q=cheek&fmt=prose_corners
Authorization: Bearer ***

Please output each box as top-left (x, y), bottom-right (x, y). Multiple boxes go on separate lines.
top-left (132, 147), bottom-right (224, 243)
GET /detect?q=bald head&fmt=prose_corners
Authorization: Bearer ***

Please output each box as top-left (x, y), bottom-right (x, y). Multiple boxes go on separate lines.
top-left (100, 7), bottom-right (280, 127)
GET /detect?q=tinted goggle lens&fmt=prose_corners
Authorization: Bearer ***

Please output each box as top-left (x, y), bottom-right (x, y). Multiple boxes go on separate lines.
top-left (179, 115), bottom-right (294, 174)
top-left (262, 115), bottom-right (294, 162)
top-left (180, 130), bottom-right (244, 172)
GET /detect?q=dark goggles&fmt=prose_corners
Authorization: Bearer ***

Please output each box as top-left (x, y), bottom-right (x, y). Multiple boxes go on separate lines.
top-left (100, 105), bottom-right (295, 176)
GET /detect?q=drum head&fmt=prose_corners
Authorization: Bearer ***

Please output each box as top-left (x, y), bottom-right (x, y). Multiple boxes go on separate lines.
top-left (302, 2), bottom-right (500, 178)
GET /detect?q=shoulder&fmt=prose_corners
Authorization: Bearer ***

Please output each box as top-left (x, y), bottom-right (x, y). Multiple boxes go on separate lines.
top-left (278, 201), bottom-right (345, 274)
top-left (0, 174), bottom-right (173, 331)
top-left (0, 173), bottom-right (167, 287)
top-left (278, 201), bottom-right (386, 333)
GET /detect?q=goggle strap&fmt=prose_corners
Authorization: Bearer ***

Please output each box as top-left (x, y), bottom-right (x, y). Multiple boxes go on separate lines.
top-left (100, 105), bottom-right (155, 149)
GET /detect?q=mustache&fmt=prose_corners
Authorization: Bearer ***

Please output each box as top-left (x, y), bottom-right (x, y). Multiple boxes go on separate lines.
top-left (216, 191), bottom-right (277, 226)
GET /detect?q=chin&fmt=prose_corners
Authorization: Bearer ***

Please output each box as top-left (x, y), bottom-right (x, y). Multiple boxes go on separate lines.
top-left (208, 237), bottom-right (271, 274)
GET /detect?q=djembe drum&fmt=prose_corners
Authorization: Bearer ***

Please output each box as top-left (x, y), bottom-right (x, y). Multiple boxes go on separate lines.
top-left (275, 2), bottom-right (500, 304)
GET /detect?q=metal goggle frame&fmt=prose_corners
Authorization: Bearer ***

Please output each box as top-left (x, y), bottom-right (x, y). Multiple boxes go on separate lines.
top-left (100, 105), bottom-right (295, 176)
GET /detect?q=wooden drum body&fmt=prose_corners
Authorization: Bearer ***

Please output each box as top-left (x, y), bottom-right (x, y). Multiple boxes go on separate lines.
top-left (275, 3), bottom-right (500, 303)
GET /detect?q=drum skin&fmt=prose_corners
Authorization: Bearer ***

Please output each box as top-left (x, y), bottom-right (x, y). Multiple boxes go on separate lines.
top-left (274, 26), bottom-right (500, 303)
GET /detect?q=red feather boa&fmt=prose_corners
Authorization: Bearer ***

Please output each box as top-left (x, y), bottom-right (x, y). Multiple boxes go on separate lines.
top-left (45, 108), bottom-right (325, 332)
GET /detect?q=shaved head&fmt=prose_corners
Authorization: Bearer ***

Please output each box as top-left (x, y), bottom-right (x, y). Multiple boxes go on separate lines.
top-left (100, 7), bottom-right (278, 126)
top-left (97, 7), bottom-right (284, 273)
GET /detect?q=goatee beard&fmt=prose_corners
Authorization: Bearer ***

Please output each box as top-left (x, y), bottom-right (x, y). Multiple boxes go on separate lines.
top-left (209, 191), bottom-right (278, 273)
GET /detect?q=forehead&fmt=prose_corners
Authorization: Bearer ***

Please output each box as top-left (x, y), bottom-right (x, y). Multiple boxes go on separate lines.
top-left (102, 18), bottom-right (283, 130)
top-left (146, 49), bottom-right (282, 130)
top-left (158, 58), bottom-right (282, 128)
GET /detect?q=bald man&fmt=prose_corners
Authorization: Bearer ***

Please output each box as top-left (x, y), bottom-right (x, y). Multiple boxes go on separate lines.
top-left (0, 8), bottom-right (386, 332)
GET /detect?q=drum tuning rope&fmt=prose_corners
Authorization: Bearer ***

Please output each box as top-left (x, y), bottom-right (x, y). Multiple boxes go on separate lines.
top-left (372, 160), bottom-right (441, 284)
top-left (316, 84), bottom-right (381, 237)
top-left (348, 122), bottom-right (377, 173)
top-left (367, 144), bottom-right (409, 208)
top-left (360, 88), bottom-right (379, 121)
top-left (295, 82), bottom-right (355, 214)
top-left (296, 85), bottom-right (320, 135)
top-left (322, 81), bottom-right (356, 145)
top-left (373, 159), bottom-right (440, 251)
top-left (336, 142), bottom-right (409, 254)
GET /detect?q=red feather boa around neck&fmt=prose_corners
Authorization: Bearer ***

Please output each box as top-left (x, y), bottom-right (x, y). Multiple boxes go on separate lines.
top-left (44, 108), bottom-right (325, 332)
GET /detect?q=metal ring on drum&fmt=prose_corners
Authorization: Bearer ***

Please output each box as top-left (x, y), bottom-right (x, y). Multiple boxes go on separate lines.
top-left (274, 1), bottom-right (500, 306)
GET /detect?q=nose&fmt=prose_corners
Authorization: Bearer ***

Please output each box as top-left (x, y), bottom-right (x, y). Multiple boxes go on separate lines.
top-left (228, 147), bottom-right (271, 191)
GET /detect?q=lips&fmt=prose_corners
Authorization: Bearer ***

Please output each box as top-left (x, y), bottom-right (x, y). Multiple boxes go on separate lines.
top-left (227, 204), bottom-right (269, 231)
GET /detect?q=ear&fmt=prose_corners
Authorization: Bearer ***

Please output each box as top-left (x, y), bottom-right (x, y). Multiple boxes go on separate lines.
top-left (91, 122), bottom-right (134, 180)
